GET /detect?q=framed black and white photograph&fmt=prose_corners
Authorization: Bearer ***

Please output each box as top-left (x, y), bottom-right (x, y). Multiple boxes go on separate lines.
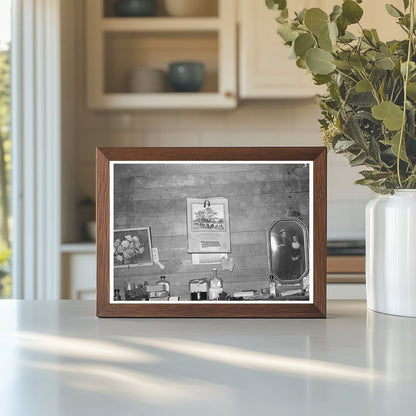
top-left (97, 147), bottom-right (327, 318)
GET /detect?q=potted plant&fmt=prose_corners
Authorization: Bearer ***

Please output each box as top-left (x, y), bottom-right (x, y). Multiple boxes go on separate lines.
top-left (266, 0), bottom-right (416, 316)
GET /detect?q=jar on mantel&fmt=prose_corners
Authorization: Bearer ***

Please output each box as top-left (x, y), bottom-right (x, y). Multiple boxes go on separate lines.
top-left (189, 278), bottom-right (208, 301)
top-left (208, 269), bottom-right (223, 300)
top-left (156, 276), bottom-right (170, 297)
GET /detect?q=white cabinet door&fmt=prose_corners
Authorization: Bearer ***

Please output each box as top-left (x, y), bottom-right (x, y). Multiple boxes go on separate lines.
top-left (239, 0), bottom-right (326, 99)
top-left (62, 253), bottom-right (96, 300)
top-left (238, 0), bottom-right (404, 99)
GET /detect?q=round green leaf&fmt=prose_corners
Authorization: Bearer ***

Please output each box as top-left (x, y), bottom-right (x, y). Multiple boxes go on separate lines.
top-left (330, 5), bottom-right (342, 22)
top-left (294, 33), bottom-right (316, 58)
top-left (371, 101), bottom-right (404, 131)
top-left (375, 56), bottom-right (395, 70)
top-left (296, 57), bottom-right (307, 69)
top-left (342, 0), bottom-right (364, 24)
top-left (296, 8), bottom-right (307, 23)
top-left (277, 23), bottom-right (298, 43)
top-left (356, 79), bottom-right (372, 92)
top-left (266, 0), bottom-right (287, 11)
top-left (328, 21), bottom-right (338, 43)
top-left (306, 48), bottom-right (335, 75)
top-left (318, 30), bottom-right (333, 52)
top-left (350, 54), bottom-right (368, 70)
top-left (333, 60), bottom-right (352, 70)
top-left (336, 15), bottom-right (348, 36)
top-left (382, 132), bottom-right (408, 162)
top-left (318, 22), bottom-right (338, 52)
top-left (407, 82), bottom-right (416, 99)
top-left (304, 8), bottom-right (329, 35)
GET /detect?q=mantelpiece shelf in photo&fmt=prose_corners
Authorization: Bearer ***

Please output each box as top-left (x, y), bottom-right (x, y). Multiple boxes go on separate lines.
top-left (60, 247), bottom-right (365, 300)
top-left (86, 0), bottom-right (237, 109)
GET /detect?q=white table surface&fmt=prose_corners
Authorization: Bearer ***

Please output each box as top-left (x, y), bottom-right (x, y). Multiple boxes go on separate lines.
top-left (0, 300), bottom-right (415, 416)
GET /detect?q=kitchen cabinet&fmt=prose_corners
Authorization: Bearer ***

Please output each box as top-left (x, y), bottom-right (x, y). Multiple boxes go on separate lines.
top-left (86, 0), bottom-right (404, 107)
top-left (86, 0), bottom-right (237, 109)
top-left (238, 0), bottom-right (325, 99)
top-left (238, 0), bottom-right (404, 99)
top-left (61, 244), bottom-right (96, 300)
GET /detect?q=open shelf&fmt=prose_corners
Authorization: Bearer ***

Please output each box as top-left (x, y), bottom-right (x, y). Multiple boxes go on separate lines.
top-left (103, 0), bottom-right (219, 18)
top-left (87, 0), bottom-right (236, 109)
top-left (104, 31), bottom-right (218, 94)
top-left (90, 92), bottom-right (234, 109)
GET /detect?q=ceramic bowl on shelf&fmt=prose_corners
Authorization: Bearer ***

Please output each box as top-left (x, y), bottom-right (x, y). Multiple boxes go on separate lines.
top-left (164, 0), bottom-right (218, 17)
top-left (168, 61), bottom-right (205, 92)
top-left (114, 0), bottom-right (158, 17)
top-left (128, 68), bottom-right (167, 93)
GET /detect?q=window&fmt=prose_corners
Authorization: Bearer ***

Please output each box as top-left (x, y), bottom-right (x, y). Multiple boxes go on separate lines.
top-left (0, 0), bottom-right (11, 298)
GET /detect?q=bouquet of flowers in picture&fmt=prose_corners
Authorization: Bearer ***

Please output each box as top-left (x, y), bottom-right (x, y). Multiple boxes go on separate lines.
top-left (114, 234), bottom-right (145, 265)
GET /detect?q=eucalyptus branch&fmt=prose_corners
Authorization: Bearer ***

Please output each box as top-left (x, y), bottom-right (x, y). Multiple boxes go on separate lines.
top-left (359, 22), bottom-right (378, 49)
top-left (393, 85), bottom-right (404, 103)
top-left (334, 68), bottom-right (358, 84)
top-left (359, 69), bottom-right (381, 104)
top-left (398, 24), bottom-right (410, 35)
top-left (390, 79), bottom-right (398, 102)
top-left (397, 0), bottom-right (415, 188)
top-left (267, 0), bottom-right (416, 192)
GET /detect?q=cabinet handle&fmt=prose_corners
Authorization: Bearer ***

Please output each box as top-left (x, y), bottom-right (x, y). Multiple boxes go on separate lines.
top-left (224, 91), bottom-right (234, 99)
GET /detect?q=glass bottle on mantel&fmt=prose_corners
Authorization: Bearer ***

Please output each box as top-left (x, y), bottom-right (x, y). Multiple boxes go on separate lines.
top-left (208, 269), bottom-right (223, 300)
top-left (269, 275), bottom-right (276, 297)
top-left (156, 276), bottom-right (170, 296)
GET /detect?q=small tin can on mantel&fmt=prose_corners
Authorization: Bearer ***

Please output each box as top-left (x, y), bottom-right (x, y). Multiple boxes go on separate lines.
top-left (189, 278), bottom-right (208, 301)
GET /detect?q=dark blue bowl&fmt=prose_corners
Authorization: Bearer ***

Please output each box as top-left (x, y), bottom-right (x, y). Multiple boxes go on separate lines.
top-left (168, 62), bottom-right (205, 93)
top-left (114, 0), bottom-right (158, 17)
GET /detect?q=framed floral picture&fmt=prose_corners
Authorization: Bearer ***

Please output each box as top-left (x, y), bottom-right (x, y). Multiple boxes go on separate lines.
top-left (113, 227), bottom-right (153, 268)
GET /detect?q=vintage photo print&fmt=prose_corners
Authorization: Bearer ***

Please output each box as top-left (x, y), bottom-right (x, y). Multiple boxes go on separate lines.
top-left (109, 161), bottom-right (313, 304)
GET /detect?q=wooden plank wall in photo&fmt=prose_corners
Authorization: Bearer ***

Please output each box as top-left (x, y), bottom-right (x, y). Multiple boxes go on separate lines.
top-left (113, 163), bottom-right (309, 299)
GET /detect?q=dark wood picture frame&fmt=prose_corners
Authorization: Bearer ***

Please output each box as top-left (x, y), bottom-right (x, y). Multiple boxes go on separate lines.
top-left (96, 147), bottom-right (327, 318)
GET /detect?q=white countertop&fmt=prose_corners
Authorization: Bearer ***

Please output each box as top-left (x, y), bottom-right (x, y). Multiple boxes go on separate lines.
top-left (0, 300), bottom-right (415, 416)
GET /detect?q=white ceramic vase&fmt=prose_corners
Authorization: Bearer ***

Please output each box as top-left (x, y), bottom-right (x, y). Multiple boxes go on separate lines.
top-left (366, 190), bottom-right (416, 317)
